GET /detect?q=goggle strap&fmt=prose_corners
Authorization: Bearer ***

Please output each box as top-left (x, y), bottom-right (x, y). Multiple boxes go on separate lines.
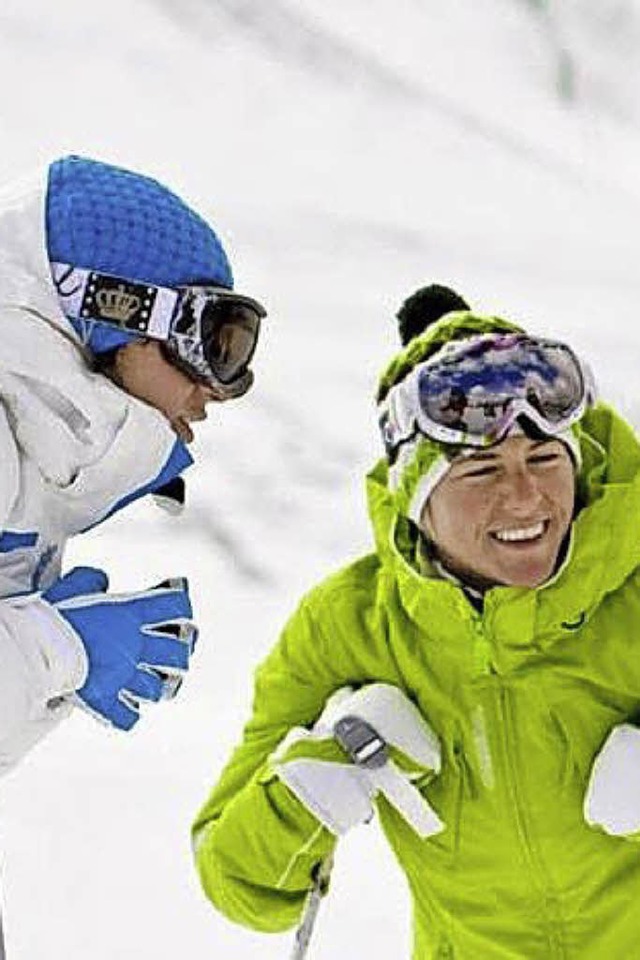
top-left (51, 262), bottom-right (179, 341)
top-left (406, 455), bottom-right (452, 524)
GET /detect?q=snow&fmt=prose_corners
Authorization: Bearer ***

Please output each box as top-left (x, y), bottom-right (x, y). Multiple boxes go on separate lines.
top-left (1, 1), bottom-right (640, 956)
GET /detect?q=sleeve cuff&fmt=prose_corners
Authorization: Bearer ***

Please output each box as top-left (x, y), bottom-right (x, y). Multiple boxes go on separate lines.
top-left (13, 595), bottom-right (89, 697)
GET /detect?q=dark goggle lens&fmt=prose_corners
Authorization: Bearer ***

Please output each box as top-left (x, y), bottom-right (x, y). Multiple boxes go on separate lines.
top-left (167, 288), bottom-right (265, 392)
top-left (200, 301), bottom-right (261, 384)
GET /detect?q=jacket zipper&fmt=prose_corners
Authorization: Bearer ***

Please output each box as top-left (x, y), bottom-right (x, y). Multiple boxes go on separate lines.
top-left (497, 681), bottom-right (567, 959)
top-left (470, 615), bottom-right (567, 956)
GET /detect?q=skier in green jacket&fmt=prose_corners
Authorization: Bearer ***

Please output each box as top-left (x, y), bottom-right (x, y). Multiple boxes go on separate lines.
top-left (193, 285), bottom-right (640, 959)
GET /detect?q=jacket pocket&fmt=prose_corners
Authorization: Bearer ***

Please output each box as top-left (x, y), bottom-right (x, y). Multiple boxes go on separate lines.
top-left (424, 734), bottom-right (466, 857)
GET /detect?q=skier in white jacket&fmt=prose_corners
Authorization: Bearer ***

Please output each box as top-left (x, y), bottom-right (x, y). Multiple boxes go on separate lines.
top-left (0, 154), bottom-right (265, 774)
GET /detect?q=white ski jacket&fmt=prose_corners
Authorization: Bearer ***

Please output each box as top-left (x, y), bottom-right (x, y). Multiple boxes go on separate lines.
top-left (0, 167), bottom-right (191, 775)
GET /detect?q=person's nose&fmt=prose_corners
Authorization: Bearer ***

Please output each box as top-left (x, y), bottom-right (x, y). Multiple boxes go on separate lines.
top-left (499, 467), bottom-right (542, 514)
top-left (200, 384), bottom-right (224, 406)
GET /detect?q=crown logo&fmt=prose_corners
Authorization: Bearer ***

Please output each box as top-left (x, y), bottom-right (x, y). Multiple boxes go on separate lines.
top-left (95, 285), bottom-right (141, 323)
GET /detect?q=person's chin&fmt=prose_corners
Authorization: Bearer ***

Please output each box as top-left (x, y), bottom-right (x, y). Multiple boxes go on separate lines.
top-left (485, 525), bottom-right (565, 588)
top-left (171, 418), bottom-right (194, 444)
top-left (492, 550), bottom-right (557, 588)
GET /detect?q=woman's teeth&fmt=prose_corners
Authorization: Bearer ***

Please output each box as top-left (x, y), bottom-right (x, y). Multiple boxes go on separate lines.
top-left (493, 521), bottom-right (546, 543)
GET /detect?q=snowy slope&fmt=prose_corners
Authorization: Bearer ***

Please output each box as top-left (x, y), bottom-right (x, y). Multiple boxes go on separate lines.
top-left (0, 2), bottom-right (639, 958)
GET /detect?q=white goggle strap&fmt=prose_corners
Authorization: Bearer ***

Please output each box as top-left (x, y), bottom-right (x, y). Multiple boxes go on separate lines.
top-left (50, 262), bottom-right (180, 341)
top-left (378, 374), bottom-right (420, 456)
top-left (406, 455), bottom-right (452, 524)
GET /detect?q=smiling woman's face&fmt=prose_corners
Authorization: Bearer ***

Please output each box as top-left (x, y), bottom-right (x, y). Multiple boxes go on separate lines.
top-left (419, 436), bottom-right (576, 589)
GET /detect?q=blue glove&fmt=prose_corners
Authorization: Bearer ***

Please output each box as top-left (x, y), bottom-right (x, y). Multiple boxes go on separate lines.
top-left (44, 566), bottom-right (109, 603)
top-left (44, 567), bottom-right (197, 731)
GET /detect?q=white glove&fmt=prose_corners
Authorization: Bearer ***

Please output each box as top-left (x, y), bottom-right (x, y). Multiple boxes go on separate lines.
top-left (272, 684), bottom-right (443, 838)
top-left (585, 724), bottom-right (640, 835)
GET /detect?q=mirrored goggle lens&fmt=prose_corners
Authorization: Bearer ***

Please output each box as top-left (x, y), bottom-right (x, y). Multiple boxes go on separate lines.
top-left (199, 300), bottom-right (261, 384)
top-left (416, 337), bottom-right (586, 440)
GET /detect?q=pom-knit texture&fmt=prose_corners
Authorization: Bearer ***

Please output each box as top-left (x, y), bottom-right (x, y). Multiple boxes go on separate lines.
top-left (47, 156), bottom-right (232, 288)
top-left (46, 156), bottom-right (233, 352)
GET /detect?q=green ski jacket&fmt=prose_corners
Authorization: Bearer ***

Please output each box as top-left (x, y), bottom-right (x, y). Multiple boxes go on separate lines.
top-left (194, 402), bottom-right (640, 959)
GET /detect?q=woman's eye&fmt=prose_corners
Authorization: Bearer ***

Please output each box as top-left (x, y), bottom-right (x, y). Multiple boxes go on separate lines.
top-left (529, 453), bottom-right (560, 466)
top-left (460, 465), bottom-right (498, 479)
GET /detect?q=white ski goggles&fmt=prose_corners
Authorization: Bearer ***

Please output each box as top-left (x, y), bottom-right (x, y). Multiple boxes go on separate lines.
top-left (52, 263), bottom-right (266, 397)
top-left (378, 332), bottom-right (596, 457)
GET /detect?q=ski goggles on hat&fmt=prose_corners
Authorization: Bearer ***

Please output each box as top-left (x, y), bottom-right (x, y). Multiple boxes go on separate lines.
top-left (51, 263), bottom-right (265, 397)
top-left (378, 332), bottom-right (596, 457)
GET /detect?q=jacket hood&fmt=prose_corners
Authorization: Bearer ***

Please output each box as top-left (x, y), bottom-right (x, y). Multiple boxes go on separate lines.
top-left (0, 167), bottom-right (79, 344)
top-left (0, 167), bottom-right (183, 491)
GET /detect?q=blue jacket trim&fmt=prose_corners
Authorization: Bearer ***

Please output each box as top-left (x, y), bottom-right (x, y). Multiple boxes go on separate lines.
top-left (0, 531), bottom-right (38, 552)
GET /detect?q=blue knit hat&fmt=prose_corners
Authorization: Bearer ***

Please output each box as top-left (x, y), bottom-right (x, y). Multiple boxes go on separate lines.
top-left (46, 155), bottom-right (233, 353)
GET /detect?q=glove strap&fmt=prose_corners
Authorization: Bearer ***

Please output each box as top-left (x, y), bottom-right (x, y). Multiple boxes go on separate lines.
top-left (370, 761), bottom-right (443, 837)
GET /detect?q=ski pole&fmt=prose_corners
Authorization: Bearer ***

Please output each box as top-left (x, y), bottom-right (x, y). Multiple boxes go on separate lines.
top-left (0, 897), bottom-right (6, 960)
top-left (290, 853), bottom-right (334, 960)
top-left (289, 714), bottom-right (389, 959)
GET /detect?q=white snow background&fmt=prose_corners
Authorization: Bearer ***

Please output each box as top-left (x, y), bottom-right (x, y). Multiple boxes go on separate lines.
top-left (1, 1), bottom-right (640, 957)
